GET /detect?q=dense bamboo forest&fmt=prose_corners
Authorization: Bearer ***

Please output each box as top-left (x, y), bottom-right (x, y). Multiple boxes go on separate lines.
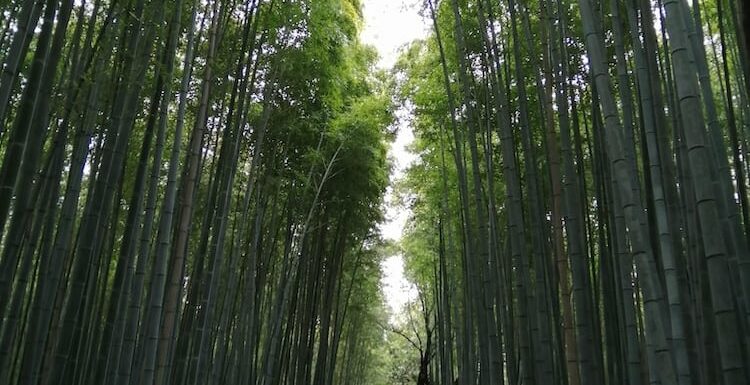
top-left (0, 0), bottom-right (749, 384)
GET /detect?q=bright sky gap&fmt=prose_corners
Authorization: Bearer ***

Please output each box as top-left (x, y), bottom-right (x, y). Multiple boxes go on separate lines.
top-left (361, 0), bottom-right (428, 318)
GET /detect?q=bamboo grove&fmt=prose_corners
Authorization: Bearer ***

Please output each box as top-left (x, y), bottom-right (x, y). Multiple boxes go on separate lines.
top-left (0, 0), bottom-right (394, 384)
top-left (396, 0), bottom-right (750, 385)
top-left (1, 0), bottom-right (750, 384)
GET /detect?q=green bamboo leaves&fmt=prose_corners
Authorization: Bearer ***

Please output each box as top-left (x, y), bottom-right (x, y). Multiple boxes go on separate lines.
top-left (0, 1), bottom-right (392, 385)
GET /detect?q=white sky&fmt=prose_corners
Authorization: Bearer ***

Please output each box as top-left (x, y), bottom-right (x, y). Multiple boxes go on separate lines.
top-left (361, 0), bottom-right (428, 319)
top-left (361, 0), bottom-right (429, 69)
